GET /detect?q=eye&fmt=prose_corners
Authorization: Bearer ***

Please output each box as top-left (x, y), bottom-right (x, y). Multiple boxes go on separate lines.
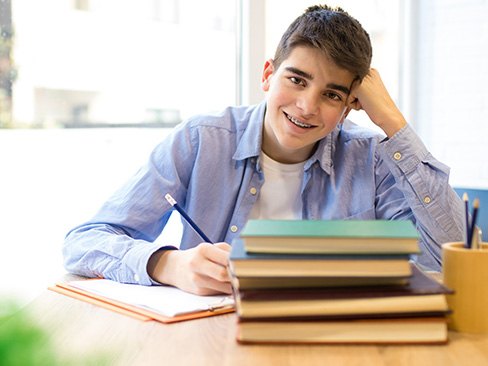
top-left (324, 91), bottom-right (343, 102)
top-left (289, 76), bottom-right (305, 86)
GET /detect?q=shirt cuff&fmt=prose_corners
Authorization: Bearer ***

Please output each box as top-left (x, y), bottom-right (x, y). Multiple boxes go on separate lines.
top-left (379, 124), bottom-right (429, 174)
top-left (119, 242), bottom-right (178, 286)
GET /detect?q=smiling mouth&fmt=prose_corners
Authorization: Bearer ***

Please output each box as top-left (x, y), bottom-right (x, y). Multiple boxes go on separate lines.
top-left (284, 112), bottom-right (315, 129)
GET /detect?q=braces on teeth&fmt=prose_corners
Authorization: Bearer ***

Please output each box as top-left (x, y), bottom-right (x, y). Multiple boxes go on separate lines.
top-left (287, 114), bottom-right (312, 128)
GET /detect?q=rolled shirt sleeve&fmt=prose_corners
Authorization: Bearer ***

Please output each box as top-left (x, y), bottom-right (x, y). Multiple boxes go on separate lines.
top-left (377, 124), bottom-right (464, 269)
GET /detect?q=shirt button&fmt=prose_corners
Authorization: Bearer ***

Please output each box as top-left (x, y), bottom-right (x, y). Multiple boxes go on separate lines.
top-left (393, 152), bottom-right (402, 160)
top-left (230, 225), bottom-right (238, 233)
top-left (134, 274), bottom-right (140, 282)
top-left (250, 187), bottom-right (257, 195)
top-left (423, 196), bottom-right (432, 204)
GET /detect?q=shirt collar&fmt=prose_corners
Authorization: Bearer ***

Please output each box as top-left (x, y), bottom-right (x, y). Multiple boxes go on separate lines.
top-left (303, 126), bottom-right (339, 175)
top-left (233, 101), bottom-right (266, 161)
top-left (233, 101), bottom-right (339, 176)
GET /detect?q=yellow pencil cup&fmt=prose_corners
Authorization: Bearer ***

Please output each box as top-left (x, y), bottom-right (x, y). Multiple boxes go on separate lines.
top-left (442, 242), bottom-right (488, 333)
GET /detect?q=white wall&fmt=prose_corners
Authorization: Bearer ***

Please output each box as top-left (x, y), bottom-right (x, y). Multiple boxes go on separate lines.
top-left (413, 0), bottom-right (488, 189)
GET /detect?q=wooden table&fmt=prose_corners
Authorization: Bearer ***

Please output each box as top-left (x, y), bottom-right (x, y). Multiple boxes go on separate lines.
top-left (24, 280), bottom-right (488, 366)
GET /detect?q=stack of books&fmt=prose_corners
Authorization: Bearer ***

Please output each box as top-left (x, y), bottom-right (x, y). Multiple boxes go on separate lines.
top-left (228, 219), bottom-right (452, 344)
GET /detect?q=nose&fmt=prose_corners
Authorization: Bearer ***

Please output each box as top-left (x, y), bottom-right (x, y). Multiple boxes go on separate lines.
top-left (296, 91), bottom-right (319, 117)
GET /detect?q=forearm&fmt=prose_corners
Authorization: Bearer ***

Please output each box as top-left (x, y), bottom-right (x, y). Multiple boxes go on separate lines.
top-left (377, 125), bottom-right (464, 269)
top-left (63, 223), bottom-right (176, 285)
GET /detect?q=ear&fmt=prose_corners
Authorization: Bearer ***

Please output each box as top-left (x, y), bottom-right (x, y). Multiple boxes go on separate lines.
top-left (261, 59), bottom-right (275, 92)
top-left (340, 92), bottom-right (360, 123)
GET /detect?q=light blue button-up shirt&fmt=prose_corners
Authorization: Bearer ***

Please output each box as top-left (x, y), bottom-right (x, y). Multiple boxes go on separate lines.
top-left (63, 102), bottom-right (464, 285)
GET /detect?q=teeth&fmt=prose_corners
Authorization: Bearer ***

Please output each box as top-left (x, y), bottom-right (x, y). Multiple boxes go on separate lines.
top-left (286, 114), bottom-right (312, 128)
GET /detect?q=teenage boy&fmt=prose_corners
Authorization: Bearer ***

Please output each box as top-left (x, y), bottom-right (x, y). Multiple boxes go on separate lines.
top-left (63, 5), bottom-right (464, 295)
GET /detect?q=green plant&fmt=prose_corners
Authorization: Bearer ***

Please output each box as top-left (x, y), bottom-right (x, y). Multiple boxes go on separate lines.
top-left (0, 301), bottom-right (109, 366)
top-left (0, 302), bottom-right (59, 366)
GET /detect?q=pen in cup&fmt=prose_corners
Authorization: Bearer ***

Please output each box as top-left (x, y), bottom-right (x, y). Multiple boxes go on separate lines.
top-left (469, 198), bottom-right (480, 250)
top-left (165, 193), bottom-right (214, 244)
top-left (463, 193), bottom-right (470, 248)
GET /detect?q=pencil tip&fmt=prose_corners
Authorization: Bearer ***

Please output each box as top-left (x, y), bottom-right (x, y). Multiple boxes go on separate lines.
top-left (463, 192), bottom-right (468, 201)
top-left (473, 198), bottom-right (480, 208)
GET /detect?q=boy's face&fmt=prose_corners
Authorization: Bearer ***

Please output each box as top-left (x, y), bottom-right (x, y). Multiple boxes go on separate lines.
top-left (261, 46), bottom-right (355, 164)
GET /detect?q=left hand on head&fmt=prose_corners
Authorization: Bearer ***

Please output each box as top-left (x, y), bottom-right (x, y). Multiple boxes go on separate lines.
top-left (348, 68), bottom-right (407, 138)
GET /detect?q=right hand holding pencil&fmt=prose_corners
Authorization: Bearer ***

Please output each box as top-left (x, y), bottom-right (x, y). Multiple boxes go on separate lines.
top-left (148, 242), bottom-right (232, 296)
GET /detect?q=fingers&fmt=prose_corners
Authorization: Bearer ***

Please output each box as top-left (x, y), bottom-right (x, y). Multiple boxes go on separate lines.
top-left (191, 243), bottom-right (231, 281)
top-left (186, 272), bottom-right (233, 296)
top-left (149, 243), bottom-right (233, 296)
top-left (180, 242), bottom-right (232, 295)
top-left (346, 68), bottom-right (406, 137)
top-left (214, 242), bottom-right (232, 251)
top-left (196, 242), bottom-right (231, 266)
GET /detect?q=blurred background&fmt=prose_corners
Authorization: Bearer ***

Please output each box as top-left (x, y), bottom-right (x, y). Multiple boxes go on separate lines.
top-left (1, 0), bottom-right (487, 304)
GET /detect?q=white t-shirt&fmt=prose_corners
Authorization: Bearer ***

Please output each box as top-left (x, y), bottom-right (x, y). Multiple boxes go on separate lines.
top-left (249, 152), bottom-right (305, 220)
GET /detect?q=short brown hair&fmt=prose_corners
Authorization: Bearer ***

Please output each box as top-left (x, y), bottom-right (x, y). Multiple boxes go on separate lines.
top-left (273, 4), bottom-right (372, 81)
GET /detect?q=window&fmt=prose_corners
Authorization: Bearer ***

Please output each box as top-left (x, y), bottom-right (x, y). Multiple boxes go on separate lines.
top-left (0, 0), bottom-right (237, 303)
top-left (74, 0), bottom-right (90, 11)
top-left (0, 0), bottom-right (14, 128)
top-left (5, 0), bottom-right (237, 128)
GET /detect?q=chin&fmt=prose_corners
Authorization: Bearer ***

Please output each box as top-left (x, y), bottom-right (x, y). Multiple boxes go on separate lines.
top-left (277, 136), bottom-right (314, 154)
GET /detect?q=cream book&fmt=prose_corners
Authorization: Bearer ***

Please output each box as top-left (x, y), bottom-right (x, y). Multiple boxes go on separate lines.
top-left (230, 238), bottom-right (412, 278)
top-left (232, 265), bottom-right (450, 319)
top-left (237, 317), bottom-right (448, 345)
top-left (50, 278), bottom-right (235, 323)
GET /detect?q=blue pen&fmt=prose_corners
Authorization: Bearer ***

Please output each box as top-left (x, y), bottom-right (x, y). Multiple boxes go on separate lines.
top-left (468, 198), bottom-right (480, 249)
top-left (165, 193), bottom-right (214, 243)
top-left (463, 193), bottom-right (470, 248)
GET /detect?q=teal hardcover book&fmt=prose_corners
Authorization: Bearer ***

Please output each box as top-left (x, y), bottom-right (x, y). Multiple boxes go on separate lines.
top-left (240, 220), bottom-right (420, 254)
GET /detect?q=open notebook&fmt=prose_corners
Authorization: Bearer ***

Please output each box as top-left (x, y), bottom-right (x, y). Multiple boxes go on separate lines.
top-left (49, 279), bottom-right (235, 323)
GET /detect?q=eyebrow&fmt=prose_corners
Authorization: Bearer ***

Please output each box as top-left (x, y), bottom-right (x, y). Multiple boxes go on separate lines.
top-left (284, 66), bottom-right (351, 95)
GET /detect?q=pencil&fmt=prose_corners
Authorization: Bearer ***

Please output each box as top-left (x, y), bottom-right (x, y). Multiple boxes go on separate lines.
top-left (165, 193), bottom-right (213, 243)
top-left (468, 198), bottom-right (479, 249)
top-left (463, 193), bottom-right (470, 248)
